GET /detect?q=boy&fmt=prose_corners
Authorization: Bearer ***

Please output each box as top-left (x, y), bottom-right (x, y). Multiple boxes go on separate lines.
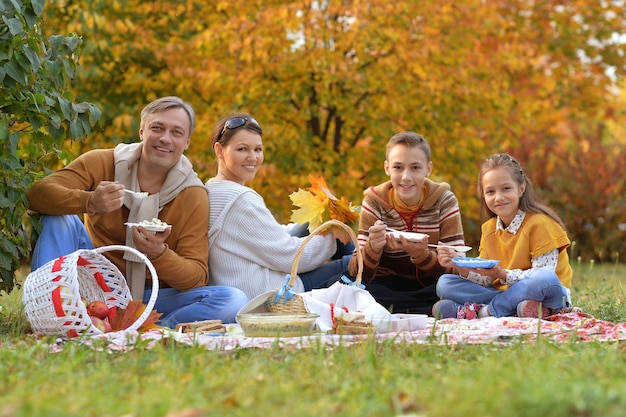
top-left (347, 132), bottom-right (465, 315)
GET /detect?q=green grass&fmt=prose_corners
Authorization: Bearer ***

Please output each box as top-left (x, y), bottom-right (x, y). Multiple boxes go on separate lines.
top-left (0, 264), bottom-right (624, 417)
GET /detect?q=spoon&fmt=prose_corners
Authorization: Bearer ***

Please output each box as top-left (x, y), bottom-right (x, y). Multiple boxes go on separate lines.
top-left (123, 189), bottom-right (149, 198)
top-left (428, 244), bottom-right (472, 252)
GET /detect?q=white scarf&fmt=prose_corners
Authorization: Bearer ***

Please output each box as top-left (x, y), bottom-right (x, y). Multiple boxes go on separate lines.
top-left (114, 142), bottom-right (204, 300)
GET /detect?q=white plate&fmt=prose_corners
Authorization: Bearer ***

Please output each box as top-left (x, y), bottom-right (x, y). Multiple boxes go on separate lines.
top-left (386, 230), bottom-right (429, 242)
top-left (125, 222), bottom-right (171, 232)
top-left (452, 257), bottom-right (500, 269)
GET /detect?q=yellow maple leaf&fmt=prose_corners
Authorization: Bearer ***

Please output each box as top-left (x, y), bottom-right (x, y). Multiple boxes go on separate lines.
top-left (289, 175), bottom-right (360, 232)
top-left (289, 188), bottom-right (325, 229)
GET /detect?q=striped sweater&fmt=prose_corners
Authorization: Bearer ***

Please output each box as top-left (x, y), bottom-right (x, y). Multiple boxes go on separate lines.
top-left (348, 179), bottom-right (465, 287)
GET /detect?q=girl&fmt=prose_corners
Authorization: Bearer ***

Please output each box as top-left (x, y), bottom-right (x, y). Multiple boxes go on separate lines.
top-left (205, 113), bottom-right (352, 299)
top-left (434, 153), bottom-right (573, 319)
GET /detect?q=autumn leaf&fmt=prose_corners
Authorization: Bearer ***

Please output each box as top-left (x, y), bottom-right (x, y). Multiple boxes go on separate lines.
top-left (290, 188), bottom-right (325, 228)
top-left (110, 300), bottom-right (162, 333)
top-left (289, 174), bottom-right (360, 232)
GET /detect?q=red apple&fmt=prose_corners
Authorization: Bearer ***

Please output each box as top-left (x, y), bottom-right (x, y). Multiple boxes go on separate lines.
top-left (87, 300), bottom-right (109, 319)
top-left (90, 316), bottom-right (113, 333)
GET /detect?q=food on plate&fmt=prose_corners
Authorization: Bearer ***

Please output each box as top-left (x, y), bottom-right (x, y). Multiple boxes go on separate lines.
top-left (139, 218), bottom-right (169, 228)
top-left (331, 311), bottom-right (376, 335)
top-left (125, 218), bottom-right (171, 232)
top-left (175, 319), bottom-right (226, 334)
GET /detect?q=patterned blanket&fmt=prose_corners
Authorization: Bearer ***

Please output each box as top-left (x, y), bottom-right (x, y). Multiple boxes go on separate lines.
top-left (77, 311), bottom-right (626, 352)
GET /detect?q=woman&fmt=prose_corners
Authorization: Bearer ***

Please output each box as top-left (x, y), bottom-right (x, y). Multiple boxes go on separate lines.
top-left (206, 113), bottom-right (352, 299)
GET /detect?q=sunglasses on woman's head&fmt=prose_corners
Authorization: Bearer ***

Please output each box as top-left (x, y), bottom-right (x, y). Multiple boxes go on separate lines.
top-left (217, 116), bottom-right (260, 142)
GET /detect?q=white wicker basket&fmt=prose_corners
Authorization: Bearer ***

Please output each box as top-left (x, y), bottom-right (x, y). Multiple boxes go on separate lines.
top-left (22, 245), bottom-right (159, 338)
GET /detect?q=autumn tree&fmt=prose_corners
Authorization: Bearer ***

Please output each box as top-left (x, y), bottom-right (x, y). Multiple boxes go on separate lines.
top-left (43, 0), bottom-right (626, 259)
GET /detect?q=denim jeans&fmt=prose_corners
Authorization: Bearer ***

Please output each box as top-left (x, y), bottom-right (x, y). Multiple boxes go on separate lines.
top-left (148, 286), bottom-right (248, 327)
top-left (31, 215), bottom-right (94, 271)
top-left (436, 268), bottom-right (570, 317)
top-left (31, 215), bottom-right (249, 327)
top-left (287, 222), bottom-right (355, 291)
top-left (299, 254), bottom-right (353, 291)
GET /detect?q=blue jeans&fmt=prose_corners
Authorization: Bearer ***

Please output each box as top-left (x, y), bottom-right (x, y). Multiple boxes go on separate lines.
top-left (31, 215), bottom-right (248, 328)
top-left (299, 254), bottom-right (353, 291)
top-left (436, 268), bottom-right (569, 317)
top-left (287, 222), bottom-right (355, 291)
top-left (31, 215), bottom-right (94, 271)
top-left (147, 286), bottom-right (248, 327)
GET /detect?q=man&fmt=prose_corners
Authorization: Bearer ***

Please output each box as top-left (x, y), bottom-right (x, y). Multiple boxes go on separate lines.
top-left (27, 96), bottom-right (248, 327)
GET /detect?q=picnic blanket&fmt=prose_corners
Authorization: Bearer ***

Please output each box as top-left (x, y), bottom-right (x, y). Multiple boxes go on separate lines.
top-left (67, 311), bottom-right (626, 352)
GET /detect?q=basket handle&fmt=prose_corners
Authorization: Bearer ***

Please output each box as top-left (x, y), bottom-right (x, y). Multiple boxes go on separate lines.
top-left (92, 245), bottom-right (160, 332)
top-left (288, 219), bottom-right (363, 287)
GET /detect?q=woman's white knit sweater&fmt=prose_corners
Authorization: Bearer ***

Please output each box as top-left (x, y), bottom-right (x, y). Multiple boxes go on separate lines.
top-left (206, 179), bottom-right (336, 299)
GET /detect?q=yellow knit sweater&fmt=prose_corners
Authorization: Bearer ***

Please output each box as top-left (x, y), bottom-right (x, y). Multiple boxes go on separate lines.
top-left (479, 212), bottom-right (572, 290)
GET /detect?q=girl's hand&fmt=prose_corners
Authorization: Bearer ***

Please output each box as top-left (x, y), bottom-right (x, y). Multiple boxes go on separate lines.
top-left (475, 265), bottom-right (507, 283)
top-left (436, 245), bottom-right (458, 268)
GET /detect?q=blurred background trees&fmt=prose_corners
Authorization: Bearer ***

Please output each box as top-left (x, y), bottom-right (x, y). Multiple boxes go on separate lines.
top-left (3, 0), bottom-right (626, 289)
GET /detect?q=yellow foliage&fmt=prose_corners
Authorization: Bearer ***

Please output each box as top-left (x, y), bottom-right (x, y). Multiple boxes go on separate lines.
top-left (289, 175), bottom-right (359, 232)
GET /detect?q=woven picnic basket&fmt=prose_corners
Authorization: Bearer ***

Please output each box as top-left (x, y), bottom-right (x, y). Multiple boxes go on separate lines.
top-left (22, 245), bottom-right (159, 338)
top-left (266, 219), bottom-right (363, 314)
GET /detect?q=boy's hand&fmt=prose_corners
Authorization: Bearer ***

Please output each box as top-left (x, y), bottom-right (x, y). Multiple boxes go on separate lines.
top-left (367, 220), bottom-right (388, 253)
top-left (388, 235), bottom-right (428, 257)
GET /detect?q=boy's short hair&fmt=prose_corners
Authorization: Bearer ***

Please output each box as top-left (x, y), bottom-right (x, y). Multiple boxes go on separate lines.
top-left (386, 132), bottom-right (431, 161)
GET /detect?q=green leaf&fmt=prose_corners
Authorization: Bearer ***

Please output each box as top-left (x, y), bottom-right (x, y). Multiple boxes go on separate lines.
top-left (23, 44), bottom-right (41, 72)
top-left (4, 17), bottom-right (24, 36)
top-left (31, 0), bottom-right (45, 16)
top-left (4, 61), bottom-right (27, 84)
top-left (58, 96), bottom-right (72, 120)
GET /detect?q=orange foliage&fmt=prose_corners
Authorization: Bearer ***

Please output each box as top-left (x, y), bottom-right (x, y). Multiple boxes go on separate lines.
top-left (41, 0), bottom-right (626, 261)
top-left (290, 174), bottom-right (360, 232)
top-left (110, 300), bottom-right (162, 333)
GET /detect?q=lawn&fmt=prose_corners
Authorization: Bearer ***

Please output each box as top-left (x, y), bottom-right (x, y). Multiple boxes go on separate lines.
top-left (0, 263), bottom-right (624, 417)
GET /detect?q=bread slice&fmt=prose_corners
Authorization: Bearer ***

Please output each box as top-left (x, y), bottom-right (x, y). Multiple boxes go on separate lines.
top-left (175, 319), bottom-right (226, 334)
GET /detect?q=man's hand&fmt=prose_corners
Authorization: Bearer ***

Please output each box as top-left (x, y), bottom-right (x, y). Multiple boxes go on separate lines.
top-left (88, 181), bottom-right (124, 214)
top-left (130, 226), bottom-right (171, 259)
